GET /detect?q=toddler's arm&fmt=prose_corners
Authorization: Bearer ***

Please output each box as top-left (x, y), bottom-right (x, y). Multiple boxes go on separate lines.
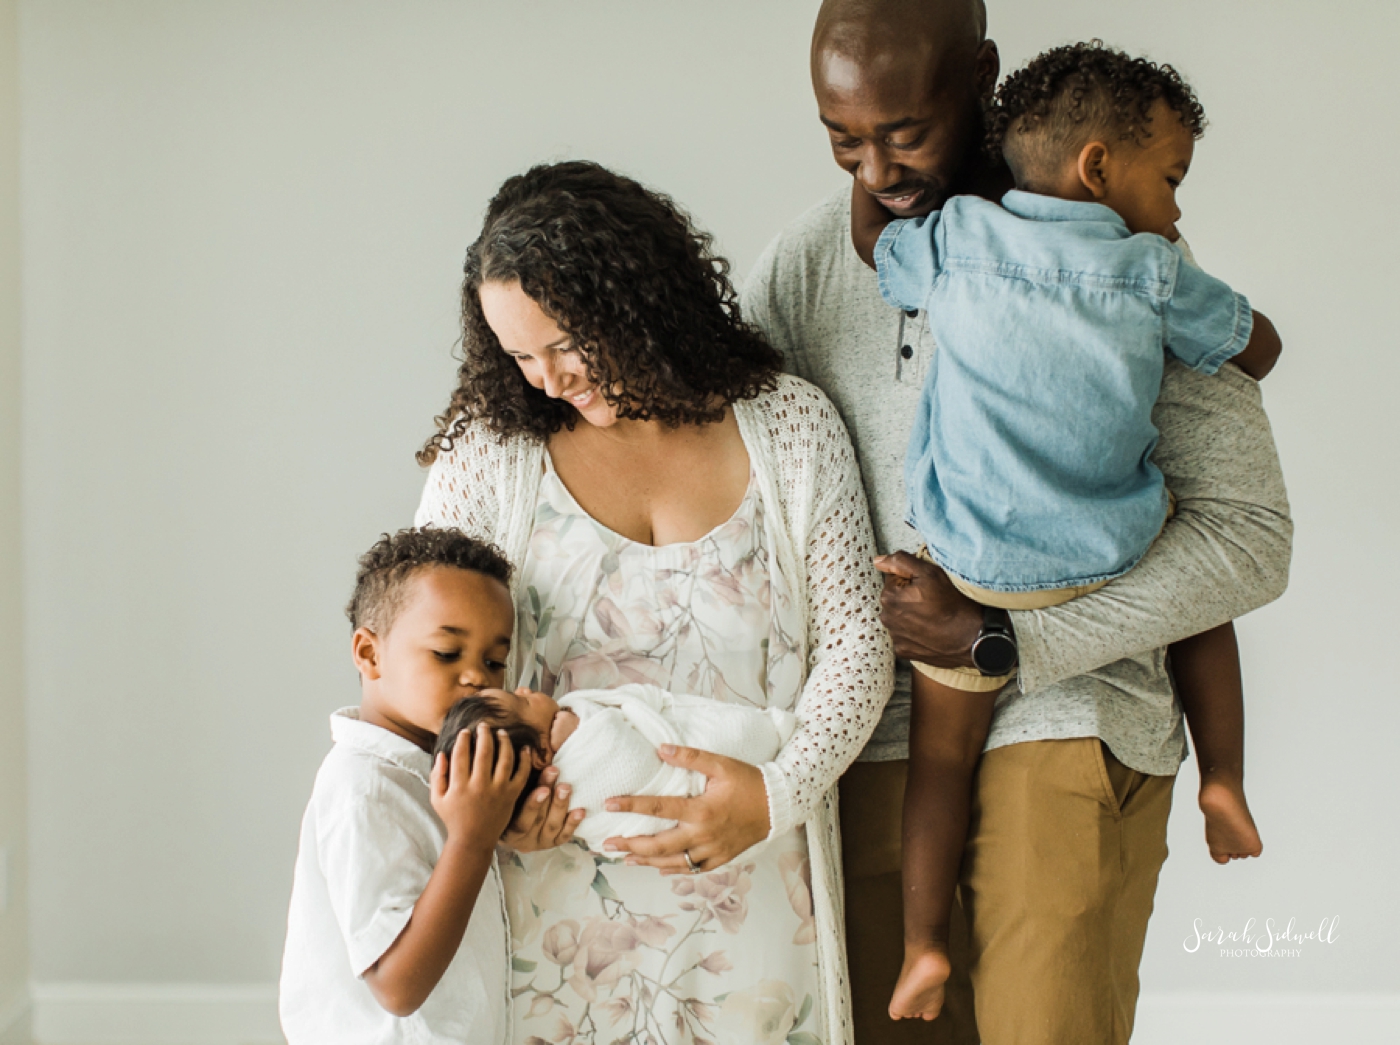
top-left (851, 180), bottom-right (894, 269)
top-left (362, 725), bottom-right (529, 1017)
top-left (1229, 309), bottom-right (1282, 380)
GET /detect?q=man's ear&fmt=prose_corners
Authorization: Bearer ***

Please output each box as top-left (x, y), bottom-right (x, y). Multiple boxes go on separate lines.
top-left (975, 39), bottom-right (1000, 102)
top-left (351, 627), bottom-right (383, 681)
top-left (1076, 141), bottom-right (1111, 199)
top-left (530, 747), bottom-right (550, 770)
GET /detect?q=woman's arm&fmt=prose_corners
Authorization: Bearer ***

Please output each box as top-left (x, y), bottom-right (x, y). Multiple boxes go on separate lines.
top-left (759, 389), bottom-right (895, 836)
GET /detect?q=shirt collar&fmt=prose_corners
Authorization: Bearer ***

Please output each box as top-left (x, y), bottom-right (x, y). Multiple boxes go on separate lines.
top-left (330, 707), bottom-right (433, 785)
top-left (999, 189), bottom-right (1126, 230)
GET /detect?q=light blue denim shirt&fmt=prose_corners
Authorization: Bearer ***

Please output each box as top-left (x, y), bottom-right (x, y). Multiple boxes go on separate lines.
top-left (874, 190), bottom-right (1254, 592)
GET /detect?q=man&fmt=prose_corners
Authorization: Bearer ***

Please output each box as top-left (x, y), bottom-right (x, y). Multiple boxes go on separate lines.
top-left (742, 2), bottom-right (1292, 1043)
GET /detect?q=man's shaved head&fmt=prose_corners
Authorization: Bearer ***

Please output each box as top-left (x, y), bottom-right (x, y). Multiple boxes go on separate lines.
top-left (811, 0), bottom-right (1001, 217)
top-left (813, 0), bottom-right (987, 63)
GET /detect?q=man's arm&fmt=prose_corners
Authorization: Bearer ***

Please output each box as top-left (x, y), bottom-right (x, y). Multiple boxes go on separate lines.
top-left (880, 362), bottom-right (1292, 693)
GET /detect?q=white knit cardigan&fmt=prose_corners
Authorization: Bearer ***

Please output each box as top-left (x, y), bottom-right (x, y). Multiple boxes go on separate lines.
top-left (414, 373), bottom-right (894, 1045)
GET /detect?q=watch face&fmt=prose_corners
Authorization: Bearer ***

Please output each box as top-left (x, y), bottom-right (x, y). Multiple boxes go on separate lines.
top-left (973, 634), bottom-right (1018, 676)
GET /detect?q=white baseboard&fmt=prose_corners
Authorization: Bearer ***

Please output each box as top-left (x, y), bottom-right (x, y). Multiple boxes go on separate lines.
top-left (0, 984), bottom-right (31, 1045)
top-left (1134, 992), bottom-right (1400, 1043)
top-left (29, 983), bottom-right (281, 1045)
top-left (22, 984), bottom-right (1397, 1044)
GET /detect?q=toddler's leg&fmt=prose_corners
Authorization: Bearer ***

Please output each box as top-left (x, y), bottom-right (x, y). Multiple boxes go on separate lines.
top-left (1169, 622), bottom-right (1263, 863)
top-left (891, 668), bottom-right (999, 1021)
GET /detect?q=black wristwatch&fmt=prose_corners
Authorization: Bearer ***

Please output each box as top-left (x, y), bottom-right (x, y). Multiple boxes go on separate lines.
top-left (970, 605), bottom-right (1018, 676)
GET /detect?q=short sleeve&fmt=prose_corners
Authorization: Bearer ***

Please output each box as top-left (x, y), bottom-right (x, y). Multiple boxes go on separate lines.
top-left (873, 214), bottom-right (941, 312)
top-left (315, 777), bottom-right (436, 977)
top-left (1163, 257), bottom-right (1253, 374)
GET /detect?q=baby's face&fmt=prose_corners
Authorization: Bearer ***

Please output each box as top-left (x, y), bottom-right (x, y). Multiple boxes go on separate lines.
top-left (476, 687), bottom-right (575, 761)
top-left (1100, 99), bottom-right (1195, 241)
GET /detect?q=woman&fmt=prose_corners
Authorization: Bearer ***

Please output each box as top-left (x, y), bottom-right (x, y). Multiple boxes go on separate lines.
top-left (415, 161), bottom-right (891, 1045)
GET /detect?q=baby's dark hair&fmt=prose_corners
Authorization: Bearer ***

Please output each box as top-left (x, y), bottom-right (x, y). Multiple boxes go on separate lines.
top-left (988, 40), bottom-right (1206, 190)
top-left (346, 527), bottom-right (513, 635)
top-left (433, 694), bottom-right (543, 821)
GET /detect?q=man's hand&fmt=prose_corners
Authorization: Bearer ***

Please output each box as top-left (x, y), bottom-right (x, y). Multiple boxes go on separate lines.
top-left (875, 553), bottom-right (984, 669)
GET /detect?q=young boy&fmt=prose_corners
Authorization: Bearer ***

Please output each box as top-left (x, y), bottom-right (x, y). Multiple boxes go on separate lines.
top-left (279, 528), bottom-right (532, 1044)
top-left (849, 42), bottom-right (1281, 1020)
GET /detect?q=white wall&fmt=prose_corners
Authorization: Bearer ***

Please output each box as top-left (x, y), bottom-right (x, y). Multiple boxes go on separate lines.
top-left (0, 0), bottom-right (30, 1040)
top-left (15, 0), bottom-right (1399, 1040)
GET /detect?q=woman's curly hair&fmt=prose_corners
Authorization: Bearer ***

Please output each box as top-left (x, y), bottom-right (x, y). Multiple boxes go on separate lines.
top-left (986, 40), bottom-right (1206, 186)
top-left (419, 161), bottom-right (782, 461)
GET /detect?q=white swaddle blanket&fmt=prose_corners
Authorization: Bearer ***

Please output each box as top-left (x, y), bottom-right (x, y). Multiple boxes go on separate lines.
top-left (550, 684), bottom-right (800, 852)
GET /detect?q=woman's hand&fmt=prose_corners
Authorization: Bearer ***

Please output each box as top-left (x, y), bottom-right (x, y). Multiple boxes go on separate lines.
top-left (601, 745), bottom-right (770, 874)
top-left (500, 765), bottom-right (585, 853)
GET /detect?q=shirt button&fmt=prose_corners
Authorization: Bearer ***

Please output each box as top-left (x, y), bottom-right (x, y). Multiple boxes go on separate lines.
top-left (900, 344), bottom-right (914, 360)
top-left (905, 309), bottom-right (919, 318)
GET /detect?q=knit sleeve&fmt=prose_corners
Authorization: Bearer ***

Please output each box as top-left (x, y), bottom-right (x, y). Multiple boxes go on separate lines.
top-left (413, 421), bottom-right (504, 541)
top-left (758, 379), bottom-right (895, 837)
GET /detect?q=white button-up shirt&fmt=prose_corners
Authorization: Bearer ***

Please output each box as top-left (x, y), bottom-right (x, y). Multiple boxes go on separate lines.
top-left (279, 708), bottom-right (509, 1044)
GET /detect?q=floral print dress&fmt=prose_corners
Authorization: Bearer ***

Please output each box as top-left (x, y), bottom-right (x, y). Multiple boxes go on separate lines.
top-left (502, 458), bottom-right (824, 1045)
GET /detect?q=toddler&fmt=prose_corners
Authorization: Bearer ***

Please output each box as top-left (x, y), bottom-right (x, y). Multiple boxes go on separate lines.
top-left (850, 42), bottom-right (1280, 1020)
top-left (436, 683), bottom-right (798, 853)
top-left (279, 528), bottom-right (530, 1045)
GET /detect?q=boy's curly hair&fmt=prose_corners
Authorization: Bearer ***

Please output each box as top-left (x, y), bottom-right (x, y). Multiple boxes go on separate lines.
top-left (988, 40), bottom-right (1206, 189)
top-left (346, 527), bottom-right (512, 635)
top-left (418, 160), bottom-right (782, 461)
top-left (433, 694), bottom-right (543, 822)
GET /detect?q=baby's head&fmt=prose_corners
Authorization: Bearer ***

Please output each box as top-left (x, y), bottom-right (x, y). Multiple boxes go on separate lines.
top-left (989, 41), bottom-right (1206, 240)
top-left (347, 527), bottom-right (515, 749)
top-left (434, 685), bottom-right (577, 772)
top-left (433, 691), bottom-right (550, 821)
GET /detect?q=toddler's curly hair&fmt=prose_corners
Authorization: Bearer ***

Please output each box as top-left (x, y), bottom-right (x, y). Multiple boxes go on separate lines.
top-left (988, 40), bottom-right (1206, 189)
top-left (346, 527), bottom-right (512, 636)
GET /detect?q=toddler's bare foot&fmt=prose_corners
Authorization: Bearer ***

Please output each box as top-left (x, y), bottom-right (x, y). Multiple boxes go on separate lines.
top-left (1199, 772), bottom-right (1262, 864)
top-left (889, 946), bottom-right (951, 1021)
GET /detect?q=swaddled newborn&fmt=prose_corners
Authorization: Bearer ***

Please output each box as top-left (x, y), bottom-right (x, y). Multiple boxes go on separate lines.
top-left (434, 684), bottom-right (799, 852)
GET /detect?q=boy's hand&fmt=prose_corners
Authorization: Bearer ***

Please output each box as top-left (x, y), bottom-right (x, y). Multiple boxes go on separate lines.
top-left (431, 724), bottom-right (531, 850)
top-left (1231, 310), bottom-right (1282, 381)
top-left (501, 764), bottom-right (585, 852)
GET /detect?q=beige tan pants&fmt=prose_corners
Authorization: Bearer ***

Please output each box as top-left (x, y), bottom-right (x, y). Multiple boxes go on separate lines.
top-left (960, 739), bottom-right (1174, 1045)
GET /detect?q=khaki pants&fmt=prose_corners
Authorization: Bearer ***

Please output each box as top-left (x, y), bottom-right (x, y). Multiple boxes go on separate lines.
top-left (840, 741), bottom-right (1173, 1044)
top-left (960, 739), bottom-right (1174, 1045)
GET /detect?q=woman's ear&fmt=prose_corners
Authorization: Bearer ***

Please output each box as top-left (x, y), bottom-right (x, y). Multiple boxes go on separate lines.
top-left (351, 627), bottom-right (383, 681)
top-left (530, 746), bottom-right (550, 770)
top-left (1076, 141), bottom-right (1111, 199)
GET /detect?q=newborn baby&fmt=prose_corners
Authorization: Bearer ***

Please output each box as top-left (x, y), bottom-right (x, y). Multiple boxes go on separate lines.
top-left (434, 684), bottom-right (798, 852)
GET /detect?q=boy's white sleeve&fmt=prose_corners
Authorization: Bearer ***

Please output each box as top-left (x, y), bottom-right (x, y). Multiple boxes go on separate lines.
top-left (314, 783), bottom-right (435, 977)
